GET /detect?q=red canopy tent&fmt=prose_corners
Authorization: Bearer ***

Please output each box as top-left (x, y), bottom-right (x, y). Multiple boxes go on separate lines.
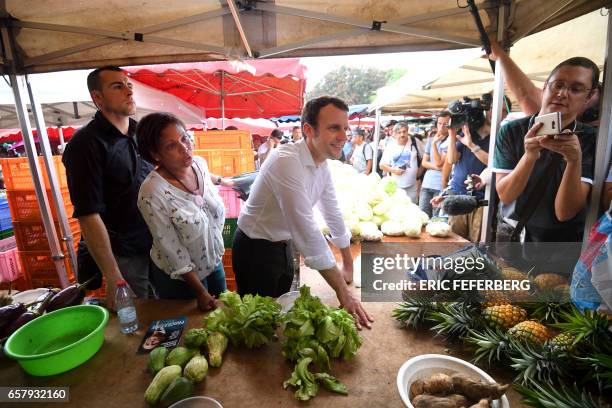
top-left (125, 59), bottom-right (306, 120)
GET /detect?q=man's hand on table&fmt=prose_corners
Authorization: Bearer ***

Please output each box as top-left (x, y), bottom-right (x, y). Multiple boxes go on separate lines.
top-left (337, 288), bottom-right (373, 330)
top-left (196, 290), bottom-right (218, 312)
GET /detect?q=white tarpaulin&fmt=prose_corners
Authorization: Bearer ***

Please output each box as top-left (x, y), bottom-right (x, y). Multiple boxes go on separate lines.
top-left (0, 1), bottom-right (607, 74)
top-left (372, 10), bottom-right (608, 113)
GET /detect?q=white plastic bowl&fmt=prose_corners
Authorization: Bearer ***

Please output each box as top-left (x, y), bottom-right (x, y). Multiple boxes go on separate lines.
top-left (169, 396), bottom-right (223, 408)
top-left (276, 290), bottom-right (300, 313)
top-left (397, 354), bottom-right (510, 408)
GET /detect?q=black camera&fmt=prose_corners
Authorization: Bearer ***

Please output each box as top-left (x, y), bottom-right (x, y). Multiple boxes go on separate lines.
top-left (447, 93), bottom-right (492, 130)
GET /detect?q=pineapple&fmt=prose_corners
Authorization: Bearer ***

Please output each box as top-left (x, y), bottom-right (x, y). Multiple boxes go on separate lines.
top-left (534, 273), bottom-right (568, 289)
top-left (429, 302), bottom-right (482, 340)
top-left (479, 290), bottom-right (511, 308)
top-left (523, 289), bottom-right (573, 324)
top-left (547, 332), bottom-right (577, 352)
top-left (501, 266), bottom-right (528, 281)
top-left (393, 297), bottom-right (438, 329)
top-left (483, 304), bottom-right (528, 330)
top-left (511, 340), bottom-right (572, 385)
top-left (508, 320), bottom-right (550, 344)
top-left (515, 381), bottom-right (604, 408)
top-left (553, 308), bottom-right (612, 354)
top-left (466, 327), bottom-right (517, 365)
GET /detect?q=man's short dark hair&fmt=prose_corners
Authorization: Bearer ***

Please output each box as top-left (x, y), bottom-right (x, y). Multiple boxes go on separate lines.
top-left (271, 129), bottom-right (283, 139)
top-left (292, 126), bottom-right (300, 131)
top-left (547, 57), bottom-right (600, 93)
top-left (437, 110), bottom-right (451, 118)
top-left (87, 65), bottom-right (124, 93)
top-left (301, 96), bottom-right (349, 137)
top-left (136, 112), bottom-right (186, 164)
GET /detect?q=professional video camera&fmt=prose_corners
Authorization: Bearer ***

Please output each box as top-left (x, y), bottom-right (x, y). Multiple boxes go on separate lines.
top-left (447, 93), bottom-right (492, 130)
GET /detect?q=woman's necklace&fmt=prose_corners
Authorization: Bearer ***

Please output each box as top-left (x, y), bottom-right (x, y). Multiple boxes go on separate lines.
top-left (164, 165), bottom-right (204, 207)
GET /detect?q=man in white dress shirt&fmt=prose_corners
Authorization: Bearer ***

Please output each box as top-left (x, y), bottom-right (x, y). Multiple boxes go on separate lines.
top-left (232, 96), bottom-right (373, 329)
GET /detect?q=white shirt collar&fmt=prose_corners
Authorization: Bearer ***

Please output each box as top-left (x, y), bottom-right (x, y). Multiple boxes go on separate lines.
top-left (296, 138), bottom-right (318, 168)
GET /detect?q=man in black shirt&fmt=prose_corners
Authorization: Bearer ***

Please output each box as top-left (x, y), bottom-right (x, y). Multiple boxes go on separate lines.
top-left (493, 57), bottom-right (598, 243)
top-left (63, 66), bottom-right (153, 309)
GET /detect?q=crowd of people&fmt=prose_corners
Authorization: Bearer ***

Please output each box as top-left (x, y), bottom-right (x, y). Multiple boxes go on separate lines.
top-left (56, 39), bottom-right (610, 329)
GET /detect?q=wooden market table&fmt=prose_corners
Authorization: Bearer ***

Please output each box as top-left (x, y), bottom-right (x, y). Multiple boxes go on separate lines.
top-left (0, 232), bottom-right (527, 407)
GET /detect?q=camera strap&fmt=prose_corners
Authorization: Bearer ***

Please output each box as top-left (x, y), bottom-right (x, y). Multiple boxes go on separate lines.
top-left (411, 136), bottom-right (422, 168)
top-left (510, 153), bottom-right (562, 242)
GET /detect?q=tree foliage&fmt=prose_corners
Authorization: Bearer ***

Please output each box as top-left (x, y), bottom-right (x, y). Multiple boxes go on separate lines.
top-left (306, 66), bottom-right (403, 105)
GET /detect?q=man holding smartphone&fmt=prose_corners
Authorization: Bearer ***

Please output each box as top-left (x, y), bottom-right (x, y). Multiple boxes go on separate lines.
top-left (492, 57), bottom-right (598, 244)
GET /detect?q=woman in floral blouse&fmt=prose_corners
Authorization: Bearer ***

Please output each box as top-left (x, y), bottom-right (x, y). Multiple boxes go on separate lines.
top-left (136, 112), bottom-right (231, 311)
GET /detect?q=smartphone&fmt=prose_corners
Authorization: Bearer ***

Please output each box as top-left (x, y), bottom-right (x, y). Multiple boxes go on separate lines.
top-left (534, 112), bottom-right (562, 136)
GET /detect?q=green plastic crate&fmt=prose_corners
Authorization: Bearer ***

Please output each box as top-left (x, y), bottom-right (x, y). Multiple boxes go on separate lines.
top-left (222, 218), bottom-right (238, 248)
top-left (0, 229), bottom-right (13, 239)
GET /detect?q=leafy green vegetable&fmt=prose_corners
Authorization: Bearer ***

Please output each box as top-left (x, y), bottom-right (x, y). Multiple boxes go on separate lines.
top-left (183, 328), bottom-right (209, 348)
top-left (283, 357), bottom-right (319, 401)
top-left (281, 286), bottom-right (362, 400)
top-left (314, 372), bottom-right (348, 395)
top-left (203, 291), bottom-right (281, 349)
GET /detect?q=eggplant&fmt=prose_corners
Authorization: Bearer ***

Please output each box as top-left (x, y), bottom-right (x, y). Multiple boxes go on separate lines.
top-left (1, 291), bottom-right (55, 339)
top-left (0, 303), bottom-right (27, 332)
top-left (45, 276), bottom-right (95, 313)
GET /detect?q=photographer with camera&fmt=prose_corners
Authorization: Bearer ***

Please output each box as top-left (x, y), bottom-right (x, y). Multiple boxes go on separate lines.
top-left (379, 121), bottom-right (423, 203)
top-left (441, 93), bottom-right (507, 242)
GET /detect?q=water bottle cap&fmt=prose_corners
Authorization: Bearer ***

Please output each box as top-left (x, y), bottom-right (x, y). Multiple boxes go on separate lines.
top-left (116, 279), bottom-right (127, 286)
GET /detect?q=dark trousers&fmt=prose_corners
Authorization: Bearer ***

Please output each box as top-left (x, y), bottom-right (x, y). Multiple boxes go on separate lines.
top-left (232, 227), bottom-right (294, 297)
top-left (150, 262), bottom-right (226, 299)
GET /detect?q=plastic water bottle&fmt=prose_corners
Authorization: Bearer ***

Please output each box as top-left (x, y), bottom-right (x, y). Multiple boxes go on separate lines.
top-left (115, 279), bottom-right (138, 334)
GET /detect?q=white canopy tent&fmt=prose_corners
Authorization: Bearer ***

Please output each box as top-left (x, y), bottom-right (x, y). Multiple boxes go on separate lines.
top-left (0, 0), bottom-right (609, 286)
top-left (370, 11), bottom-right (608, 113)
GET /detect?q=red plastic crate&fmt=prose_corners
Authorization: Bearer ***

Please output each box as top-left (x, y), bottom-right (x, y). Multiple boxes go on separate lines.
top-left (0, 156), bottom-right (68, 190)
top-left (217, 186), bottom-right (242, 218)
top-left (17, 250), bottom-right (75, 288)
top-left (194, 149), bottom-right (255, 177)
top-left (222, 248), bottom-right (236, 291)
top-left (194, 130), bottom-right (252, 150)
top-left (6, 188), bottom-right (73, 222)
top-left (0, 246), bottom-right (21, 282)
top-left (0, 276), bottom-right (29, 291)
top-left (13, 219), bottom-right (80, 251)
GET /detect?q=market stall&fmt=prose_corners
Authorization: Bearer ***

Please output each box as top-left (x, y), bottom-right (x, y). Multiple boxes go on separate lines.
top-left (0, 233), bottom-right (531, 408)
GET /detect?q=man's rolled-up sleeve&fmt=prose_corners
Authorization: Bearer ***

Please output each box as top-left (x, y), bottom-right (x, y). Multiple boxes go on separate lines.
top-left (266, 157), bottom-right (336, 271)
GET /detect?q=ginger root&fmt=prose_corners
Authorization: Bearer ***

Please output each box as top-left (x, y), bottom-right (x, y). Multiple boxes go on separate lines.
top-left (469, 399), bottom-right (491, 408)
top-left (412, 394), bottom-right (469, 408)
top-left (451, 373), bottom-right (508, 401)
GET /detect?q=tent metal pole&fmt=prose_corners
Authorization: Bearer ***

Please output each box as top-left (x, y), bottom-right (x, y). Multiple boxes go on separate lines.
top-left (583, 8), bottom-right (612, 245)
top-left (373, 109), bottom-right (381, 172)
top-left (480, 2), bottom-right (506, 244)
top-left (6, 76), bottom-right (70, 287)
top-left (0, 26), bottom-right (70, 287)
top-left (58, 126), bottom-right (66, 152)
top-left (26, 77), bottom-right (78, 278)
top-left (221, 71), bottom-right (225, 128)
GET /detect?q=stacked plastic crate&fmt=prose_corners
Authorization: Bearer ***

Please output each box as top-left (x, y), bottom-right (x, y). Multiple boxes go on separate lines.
top-left (0, 192), bottom-right (22, 289)
top-left (193, 130), bottom-right (254, 292)
top-left (0, 157), bottom-right (80, 289)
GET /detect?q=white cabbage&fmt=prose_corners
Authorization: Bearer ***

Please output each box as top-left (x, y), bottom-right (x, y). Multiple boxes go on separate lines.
top-left (426, 221), bottom-right (451, 237)
top-left (403, 217), bottom-right (423, 238)
top-left (381, 220), bottom-right (405, 236)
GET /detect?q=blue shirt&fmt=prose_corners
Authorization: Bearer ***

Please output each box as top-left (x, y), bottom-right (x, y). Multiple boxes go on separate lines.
top-left (449, 132), bottom-right (489, 199)
top-left (422, 137), bottom-right (449, 191)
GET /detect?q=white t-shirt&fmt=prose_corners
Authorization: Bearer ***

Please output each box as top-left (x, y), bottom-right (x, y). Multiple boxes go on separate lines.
top-left (380, 138), bottom-right (423, 188)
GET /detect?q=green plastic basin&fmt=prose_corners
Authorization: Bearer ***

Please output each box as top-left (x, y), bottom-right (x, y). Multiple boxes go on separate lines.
top-left (4, 304), bottom-right (109, 376)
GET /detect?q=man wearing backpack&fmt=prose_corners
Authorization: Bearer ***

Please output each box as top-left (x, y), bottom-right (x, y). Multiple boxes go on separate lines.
top-left (379, 122), bottom-right (423, 202)
top-left (350, 128), bottom-right (373, 175)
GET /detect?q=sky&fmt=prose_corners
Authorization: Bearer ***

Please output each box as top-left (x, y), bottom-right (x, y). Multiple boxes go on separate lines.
top-left (301, 48), bottom-right (480, 92)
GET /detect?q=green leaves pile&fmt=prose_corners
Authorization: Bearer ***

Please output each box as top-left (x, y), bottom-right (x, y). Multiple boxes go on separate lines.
top-left (203, 291), bottom-right (281, 349)
top-left (281, 286), bottom-right (363, 401)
